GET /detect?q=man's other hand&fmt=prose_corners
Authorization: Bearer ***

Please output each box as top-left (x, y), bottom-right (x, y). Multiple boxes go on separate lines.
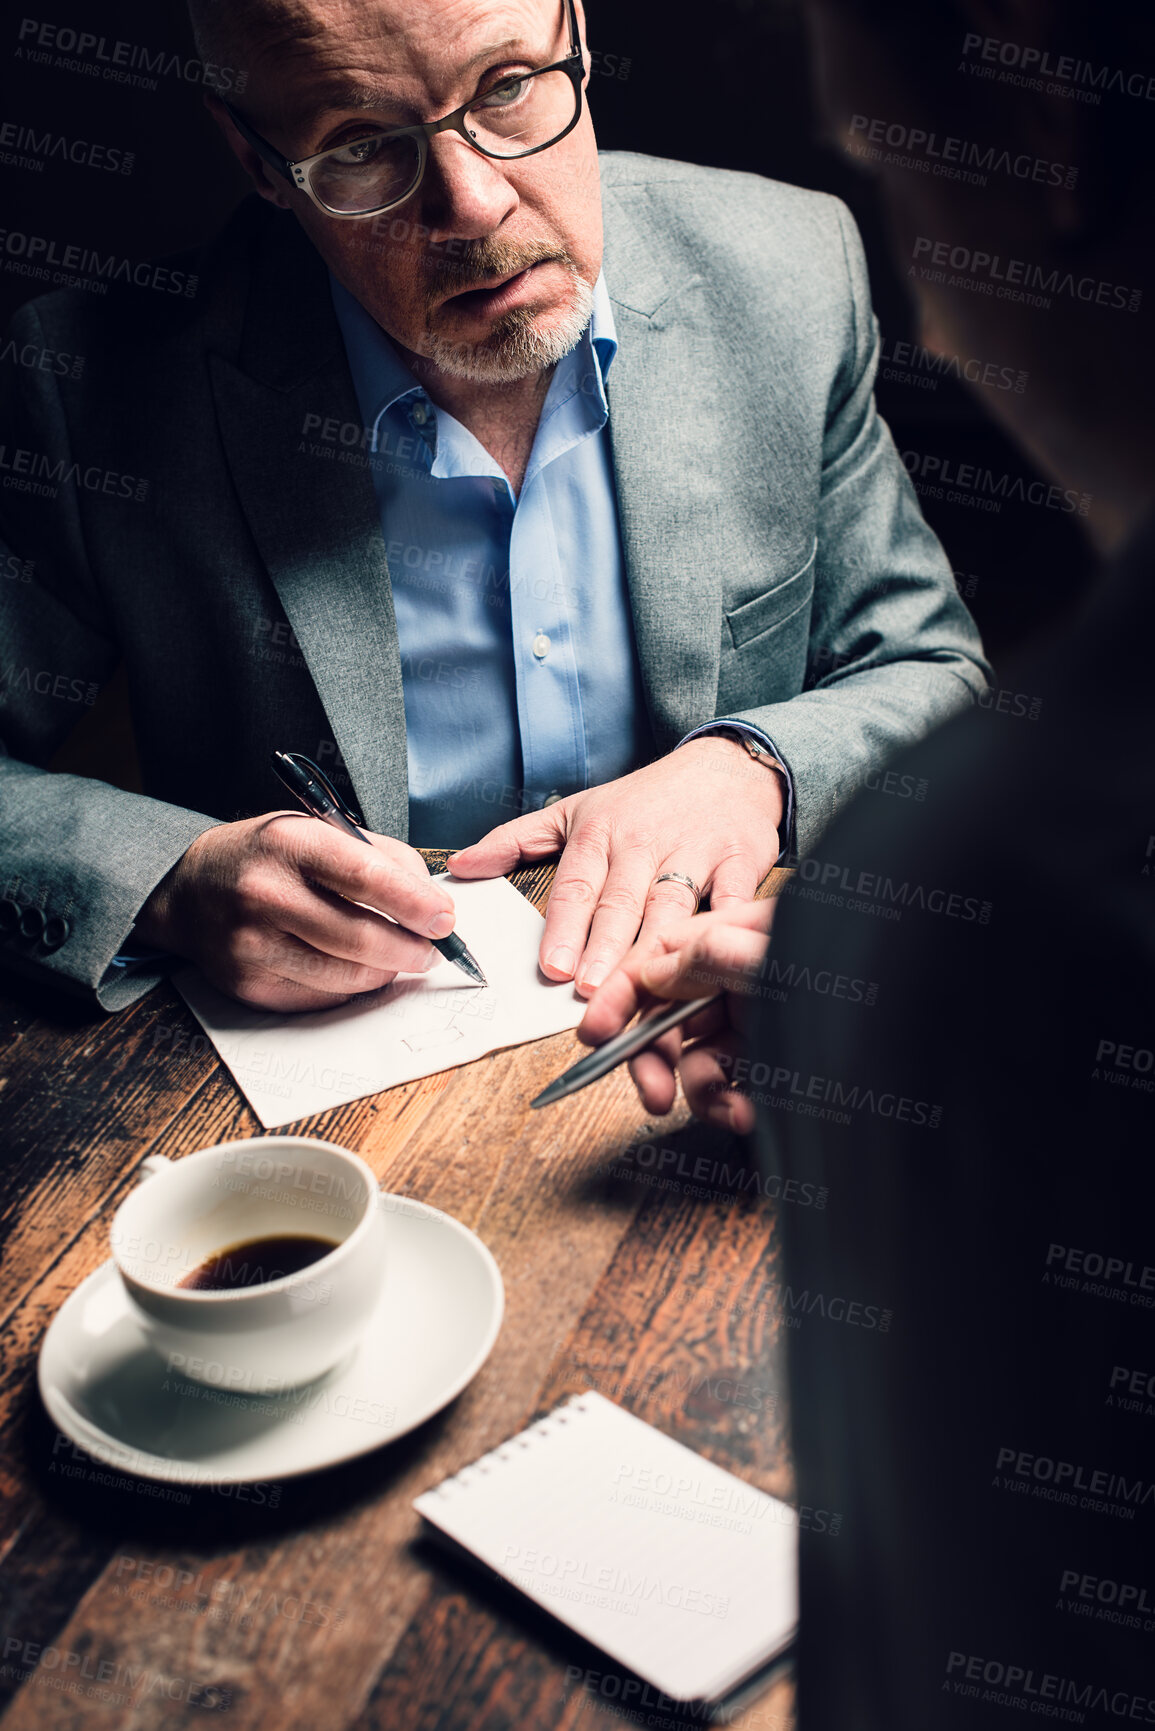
top-left (447, 736), bottom-right (783, 994)
top-left (135, 813), bottom-right (456, 1010)
top-left (577, 900), bottom-right (777, 1131)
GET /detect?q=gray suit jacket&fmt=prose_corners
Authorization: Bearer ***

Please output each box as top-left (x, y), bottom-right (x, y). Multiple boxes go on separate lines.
top-left (0, 151), bottom-right (988, 1008)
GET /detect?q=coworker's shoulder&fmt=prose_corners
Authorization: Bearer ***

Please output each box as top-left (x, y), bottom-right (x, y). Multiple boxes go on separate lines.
top-left (7, 196), bottom-right (272, 365)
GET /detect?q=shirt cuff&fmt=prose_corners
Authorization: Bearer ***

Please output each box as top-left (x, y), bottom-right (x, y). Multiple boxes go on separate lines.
top-left (106, 940), bottom-right (175, 972)
top-left (677, 719), bottom-right (796, 857)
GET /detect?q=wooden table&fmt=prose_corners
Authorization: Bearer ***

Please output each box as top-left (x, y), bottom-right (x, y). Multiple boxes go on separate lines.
top-left (0, 862), bottom-right (796, 1731)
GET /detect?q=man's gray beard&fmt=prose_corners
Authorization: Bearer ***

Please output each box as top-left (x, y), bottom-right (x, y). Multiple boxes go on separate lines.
top-left (418, 273), bottom-right (595, 384)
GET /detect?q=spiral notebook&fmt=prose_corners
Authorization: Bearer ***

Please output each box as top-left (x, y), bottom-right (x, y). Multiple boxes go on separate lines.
top-left (413, 1392), bottom-right (797, 1712)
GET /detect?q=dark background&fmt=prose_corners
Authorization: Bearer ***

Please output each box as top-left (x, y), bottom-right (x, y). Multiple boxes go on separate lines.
top-left (0, 0), bottom-right (1095, 781)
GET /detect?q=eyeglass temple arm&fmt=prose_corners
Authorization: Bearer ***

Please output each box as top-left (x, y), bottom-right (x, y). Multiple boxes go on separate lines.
top-left (565, 0), bottom-right (581, 58)
top-left (220, 98), bottom-right (294, 182)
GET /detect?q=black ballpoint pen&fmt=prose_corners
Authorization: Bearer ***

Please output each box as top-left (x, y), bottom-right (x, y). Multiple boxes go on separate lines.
top-left (270, 749), bottom-right (488, 986)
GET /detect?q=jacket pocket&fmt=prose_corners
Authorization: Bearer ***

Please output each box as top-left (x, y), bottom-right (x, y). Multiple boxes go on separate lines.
top-left (724, 540), bottom-right (817, 651)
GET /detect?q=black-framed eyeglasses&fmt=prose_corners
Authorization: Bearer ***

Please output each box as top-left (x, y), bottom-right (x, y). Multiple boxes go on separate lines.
top-left (222, 0), bottom-right (584, 220)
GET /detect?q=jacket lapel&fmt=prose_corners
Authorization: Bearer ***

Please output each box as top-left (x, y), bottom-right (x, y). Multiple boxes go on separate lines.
top-left (209, 207), bottom-right (410, 840)
top-left (601, 175), bottom-right (725, 750)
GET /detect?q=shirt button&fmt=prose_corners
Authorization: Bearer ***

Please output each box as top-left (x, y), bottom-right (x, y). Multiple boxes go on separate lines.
top-left (532, 632), bottom-right (551, 660)
top-left (543, 791), bottom-right (563, 806)
top-left (410, 401), bottom-right (429, 425)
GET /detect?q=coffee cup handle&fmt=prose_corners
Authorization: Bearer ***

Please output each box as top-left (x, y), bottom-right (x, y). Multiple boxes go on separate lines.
top-left (138, 1156), bottom-right (173, 1181)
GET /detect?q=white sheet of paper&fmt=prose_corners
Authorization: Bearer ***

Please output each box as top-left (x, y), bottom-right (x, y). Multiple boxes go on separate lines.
top-left (173, 875), bottom-right (583, 1128)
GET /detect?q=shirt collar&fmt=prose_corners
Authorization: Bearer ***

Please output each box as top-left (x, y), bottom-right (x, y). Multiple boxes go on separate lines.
top-left (588, 269), bottom-right (617, 379)
top-left (330, 267), bottom-right (617, 449)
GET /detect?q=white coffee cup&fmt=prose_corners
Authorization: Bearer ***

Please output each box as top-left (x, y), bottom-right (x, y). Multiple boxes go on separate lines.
top-left (110, 1136), bottom-right (387, 1393)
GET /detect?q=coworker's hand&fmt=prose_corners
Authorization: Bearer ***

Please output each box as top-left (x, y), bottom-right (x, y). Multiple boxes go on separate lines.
top-left (136, 813), bottom-right (456, 1010)
top-left (448, 736), bottom-right (783, 995)
top-left (577, 900), bottom-right (778, 1132)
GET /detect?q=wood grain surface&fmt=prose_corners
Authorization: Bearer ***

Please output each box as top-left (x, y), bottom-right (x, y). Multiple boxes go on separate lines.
top-left (0, 862), bottom-right (796, 1731)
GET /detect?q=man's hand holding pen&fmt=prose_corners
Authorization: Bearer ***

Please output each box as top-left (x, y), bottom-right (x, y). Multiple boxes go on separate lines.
top-left (135, 813), bottom-right (453, 1011)
top-left (577, 900), bottom-right (778, 1133)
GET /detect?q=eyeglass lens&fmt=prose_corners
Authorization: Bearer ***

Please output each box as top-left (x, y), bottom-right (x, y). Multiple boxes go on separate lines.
top-left (309, 69), bottom-right (578, 214)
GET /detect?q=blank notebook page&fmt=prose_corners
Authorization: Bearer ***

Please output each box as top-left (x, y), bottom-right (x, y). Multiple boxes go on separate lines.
top-left (413, 1391), bottom-right (797, 1705)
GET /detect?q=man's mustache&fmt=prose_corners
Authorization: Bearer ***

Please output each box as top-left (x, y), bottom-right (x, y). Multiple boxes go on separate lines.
top-left (422, 238), bottom-right (575, 302)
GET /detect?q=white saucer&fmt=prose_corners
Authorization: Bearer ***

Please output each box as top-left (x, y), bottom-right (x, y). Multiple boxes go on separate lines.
top-left (38, 1194), bottom-right (504, 1487)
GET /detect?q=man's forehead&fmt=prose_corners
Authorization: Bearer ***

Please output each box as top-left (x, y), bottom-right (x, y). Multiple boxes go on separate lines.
top-left (232, 0), bottom-right (561, 129)
top-left (239, 0), bottom-right (557, 71)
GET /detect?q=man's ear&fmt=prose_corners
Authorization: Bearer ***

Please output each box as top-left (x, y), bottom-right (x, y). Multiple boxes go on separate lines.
top-left (573, 0), bottom-right (592, 89)
top-left (203, 91), bottom-right (292, 209)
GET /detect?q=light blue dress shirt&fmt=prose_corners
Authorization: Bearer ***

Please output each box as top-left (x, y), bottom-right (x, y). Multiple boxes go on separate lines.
top-left (110, 281), bottom-right (794, 977)
top-left (331, 272), bottom-right (656, 848)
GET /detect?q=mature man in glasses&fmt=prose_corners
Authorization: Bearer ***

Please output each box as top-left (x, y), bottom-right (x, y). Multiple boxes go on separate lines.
top-left (0, 0), bottom-right (986, 1012)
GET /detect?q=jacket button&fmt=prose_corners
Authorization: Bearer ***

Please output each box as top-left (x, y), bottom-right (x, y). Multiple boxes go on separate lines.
top-left (42, 914), bottom-right (70, 952)
top-left (0, 899), bottom-right (19, 936)
top-left (19, 905), bottom-right (46, 940)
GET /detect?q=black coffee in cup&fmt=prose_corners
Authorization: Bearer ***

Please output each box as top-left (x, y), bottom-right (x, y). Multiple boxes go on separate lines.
top-left (180, 1234), bottom-right (338, 1292)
